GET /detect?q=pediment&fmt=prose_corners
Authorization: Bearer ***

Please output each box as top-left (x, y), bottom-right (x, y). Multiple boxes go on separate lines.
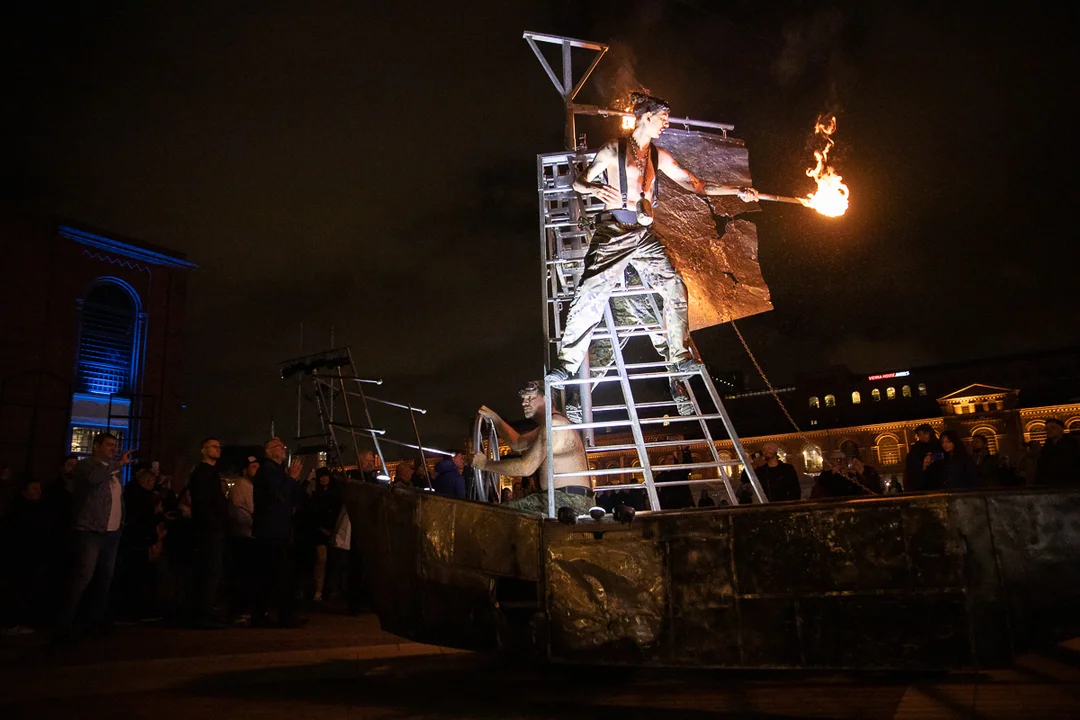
top-left (937, 383), bottom-right (1016, 403)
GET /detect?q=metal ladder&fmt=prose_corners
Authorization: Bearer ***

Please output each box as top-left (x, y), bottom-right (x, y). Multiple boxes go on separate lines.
top-left (537, 152), bottom-right (767, 518)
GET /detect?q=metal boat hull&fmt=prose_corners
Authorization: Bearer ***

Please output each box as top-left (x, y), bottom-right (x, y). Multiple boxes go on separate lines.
top-left (346, 484), bottom-right (1080, 669)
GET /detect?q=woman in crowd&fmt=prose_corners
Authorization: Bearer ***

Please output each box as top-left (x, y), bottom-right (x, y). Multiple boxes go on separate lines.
top-left (923, 430), bottom-right (978, 490)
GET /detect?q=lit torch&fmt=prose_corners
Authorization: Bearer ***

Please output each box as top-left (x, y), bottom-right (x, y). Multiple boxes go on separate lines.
top-left (801, 115), bottom-right (848, 217)
top-left (757, 114), bottom-right (850, 218)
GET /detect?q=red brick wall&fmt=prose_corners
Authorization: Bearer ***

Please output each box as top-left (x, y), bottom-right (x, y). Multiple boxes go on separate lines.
top-left (0, 215), bottom-right (191, 480)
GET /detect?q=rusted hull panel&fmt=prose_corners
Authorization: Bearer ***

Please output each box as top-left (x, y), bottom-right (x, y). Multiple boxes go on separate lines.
top-left (653, 131), bottom-right (773, 330)
top-left (353, 485), bottom-right (1080, 669)
top-left (346, 483), bottom-right (543, 650)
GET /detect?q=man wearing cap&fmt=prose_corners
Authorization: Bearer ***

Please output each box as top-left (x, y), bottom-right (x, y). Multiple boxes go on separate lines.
top-left (545, 92), bottom-right (758, 393)
top-left (1036, 418), bottom-right (1080, 486)
top-left (473, 381), bottom-right (592, 516)
top-left (904, 424), bottom-right (942, 492)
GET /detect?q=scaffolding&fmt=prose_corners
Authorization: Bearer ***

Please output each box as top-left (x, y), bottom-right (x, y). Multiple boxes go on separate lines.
top-left (524, 31), bottom-right (767, 517)
top-left (278, 346), bottom-right (450, 483)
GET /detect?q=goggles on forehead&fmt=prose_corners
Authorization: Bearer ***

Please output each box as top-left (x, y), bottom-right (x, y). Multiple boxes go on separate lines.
top-left (518, 380), bottom-right (543, 397)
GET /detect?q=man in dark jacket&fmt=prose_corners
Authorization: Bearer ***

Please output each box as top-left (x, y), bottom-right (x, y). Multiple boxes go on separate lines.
top-left (904, 424), bottom-right (942, 492)
top-left (970, 434), bottom-right (1002, 487)
top-left (1037, 418), bottom-right (1080, 487)
top-left (117, 468), bottom-right (162, 621)
top-left (188, 438), bottom-right (229, 628)
top-left (655, 447), bottom-right (697, 509)
top-left (433, 452), bottom-right (466, 499)
top-left (54, 432), bottom-right (134, 641)
top-left (755, 442), bottom-right (802, 502)
top-left (252, 437), bottom-right (304, 628)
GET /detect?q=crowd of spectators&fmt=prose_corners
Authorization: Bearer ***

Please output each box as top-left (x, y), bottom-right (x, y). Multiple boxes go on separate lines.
top-left (0, 434), bottom-right (439, 640)
top-left (2, 418), bottom-right (1077, 638)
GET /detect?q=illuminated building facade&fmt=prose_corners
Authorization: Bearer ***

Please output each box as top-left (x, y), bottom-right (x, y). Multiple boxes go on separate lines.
top-left (0, 214), bottom-right (196, 480)
top-left (582, 347), bottom-right (1080, 498)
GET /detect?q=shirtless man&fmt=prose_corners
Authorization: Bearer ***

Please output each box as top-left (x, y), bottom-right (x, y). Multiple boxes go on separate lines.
top-left (546, 92), bottom-right (758, 389)
top-left (471, 380), bottom-right (594, 516)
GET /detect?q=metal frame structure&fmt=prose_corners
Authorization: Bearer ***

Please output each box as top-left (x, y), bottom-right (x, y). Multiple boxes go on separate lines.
top-left (279, 346), bottom-right (451, 483)
top-left (527, 32), bottom-right (767, 517)
top-left (470, 415), bottom-right (503, 502)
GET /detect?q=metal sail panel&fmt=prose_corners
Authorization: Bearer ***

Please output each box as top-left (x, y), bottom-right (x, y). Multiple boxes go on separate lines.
top-left (653, 130), bottom-right (773, 331)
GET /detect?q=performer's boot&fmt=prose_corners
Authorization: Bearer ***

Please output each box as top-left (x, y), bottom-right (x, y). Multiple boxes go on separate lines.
top-left (670, 379), bottom-right (696, 417)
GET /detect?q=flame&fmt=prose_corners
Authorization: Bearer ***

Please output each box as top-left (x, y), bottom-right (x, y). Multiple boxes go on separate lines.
top-left (621, 112), bottom-right (636, 130)
top-left (800, 115), bottom-right (849, 217)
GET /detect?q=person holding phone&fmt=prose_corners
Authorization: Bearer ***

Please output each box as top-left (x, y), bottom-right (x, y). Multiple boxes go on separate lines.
top-left (904, 424), bottom-right (943, 492)
top-left (54, 433), bottom-right (135, 642)
top-left (922, 430), bottom-right (977, 491)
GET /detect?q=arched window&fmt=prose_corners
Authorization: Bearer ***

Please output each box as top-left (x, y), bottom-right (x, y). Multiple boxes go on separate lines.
top-left (840, 440), bottom-right (860, 460)
top-left (886, 387), bottom-right (897, 400)
top-left (971, 428), bottom-right (998, 454)
top-left (918, 383), bottom-right (927, 396)
top-left (851, 391), bottom-right (862, 404)
top-left (77, 281), bottom-right (139, 395)
top-left (824, 394), bottom-right (836, 407)
top-left (809, 396), bottom-right (820, 409)
top-left (875, 434), bottom-right (901, 466)
top-left (872, 389), bottom-right (881, 402)
top-left (1068, 418), bottom-right (1080, 434)
top-left (802, 444), bottom-right (823, 473)
top-left (1024, 421), bottom-right (1046, 444)
top-left (902, 385), bottom-right (912, 398)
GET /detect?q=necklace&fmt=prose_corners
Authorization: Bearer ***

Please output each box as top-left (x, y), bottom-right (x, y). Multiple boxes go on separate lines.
top-left (627, 136), bottom-right (649, 193)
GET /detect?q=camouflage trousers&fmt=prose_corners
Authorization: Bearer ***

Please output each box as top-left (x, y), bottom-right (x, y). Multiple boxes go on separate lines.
top-left (587, 265), bottom-right (666, 371)
top-left (505, 489), bottom-right (596, 516)
top-left (556, 222), bottom-right (689, 374)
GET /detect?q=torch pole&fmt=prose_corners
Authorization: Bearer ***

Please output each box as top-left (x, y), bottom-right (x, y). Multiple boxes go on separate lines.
top-left (756, 193), bottom-right (806, 206)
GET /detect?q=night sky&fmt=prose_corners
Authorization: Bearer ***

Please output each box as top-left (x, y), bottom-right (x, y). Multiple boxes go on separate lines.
top-left (6, 1), bottom-right (1076, 452)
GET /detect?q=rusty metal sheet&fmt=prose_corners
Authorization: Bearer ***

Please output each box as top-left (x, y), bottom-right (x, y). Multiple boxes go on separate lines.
top-left (355, 484), bottom-right (1080, 669)
top-left (544, 526), bottom-right (667, 662)
top-left (419, 494), bottom-right (542, 581)
top-left (984, 492), bottom-right (1080, 645)
top-left (654, 130), bottom-right (772, 330)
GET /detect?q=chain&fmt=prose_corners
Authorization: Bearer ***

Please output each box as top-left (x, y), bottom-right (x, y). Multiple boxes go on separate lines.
top-left (730, 320), bottom-right (880, 496)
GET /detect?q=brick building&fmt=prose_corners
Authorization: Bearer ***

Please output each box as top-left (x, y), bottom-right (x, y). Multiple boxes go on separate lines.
top-left (0, 214), bottom-right (196, 481)
top-left (582, 346), bottom-right (1080, 498)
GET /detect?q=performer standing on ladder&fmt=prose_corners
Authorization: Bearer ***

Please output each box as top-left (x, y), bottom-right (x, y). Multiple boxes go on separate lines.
top-left (545, 92), bottom-right (759, 408)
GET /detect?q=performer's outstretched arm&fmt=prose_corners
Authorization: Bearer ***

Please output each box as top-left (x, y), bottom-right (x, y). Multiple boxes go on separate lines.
top-left (657, 147), bottom-right (759, 201)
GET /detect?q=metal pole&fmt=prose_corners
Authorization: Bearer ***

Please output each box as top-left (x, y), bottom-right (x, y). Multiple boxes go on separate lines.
top-left (603, 305), bottom-right (661, 511)
top-left (329, 325), bottom-right (335, 425)
top-left (408, 405), bottom-right (433, 491)
top-left (335, 366), bottom-right (362, 468)
top-left (757, 193), bottom-right (806, 205)
top-left (296, 321), bottom-right (303, 441)
top-left (562, 39), bottom-right (575, 150)
top-left (347, 349), bottom-right (390, 479)
top-left (544, 376), bottom-right (557, 519)
top-left (568, 103), bottom-right (735, 133)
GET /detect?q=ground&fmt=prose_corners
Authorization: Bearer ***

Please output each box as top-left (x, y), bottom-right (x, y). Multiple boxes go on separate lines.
top-left (1, 609), bottom-right (1078, 719)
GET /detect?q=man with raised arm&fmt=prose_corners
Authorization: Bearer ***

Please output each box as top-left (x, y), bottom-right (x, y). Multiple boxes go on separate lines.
top-left (472, 380), bottom-right (593, 516)
top-left (546, 92), bottom-right (758, 392)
